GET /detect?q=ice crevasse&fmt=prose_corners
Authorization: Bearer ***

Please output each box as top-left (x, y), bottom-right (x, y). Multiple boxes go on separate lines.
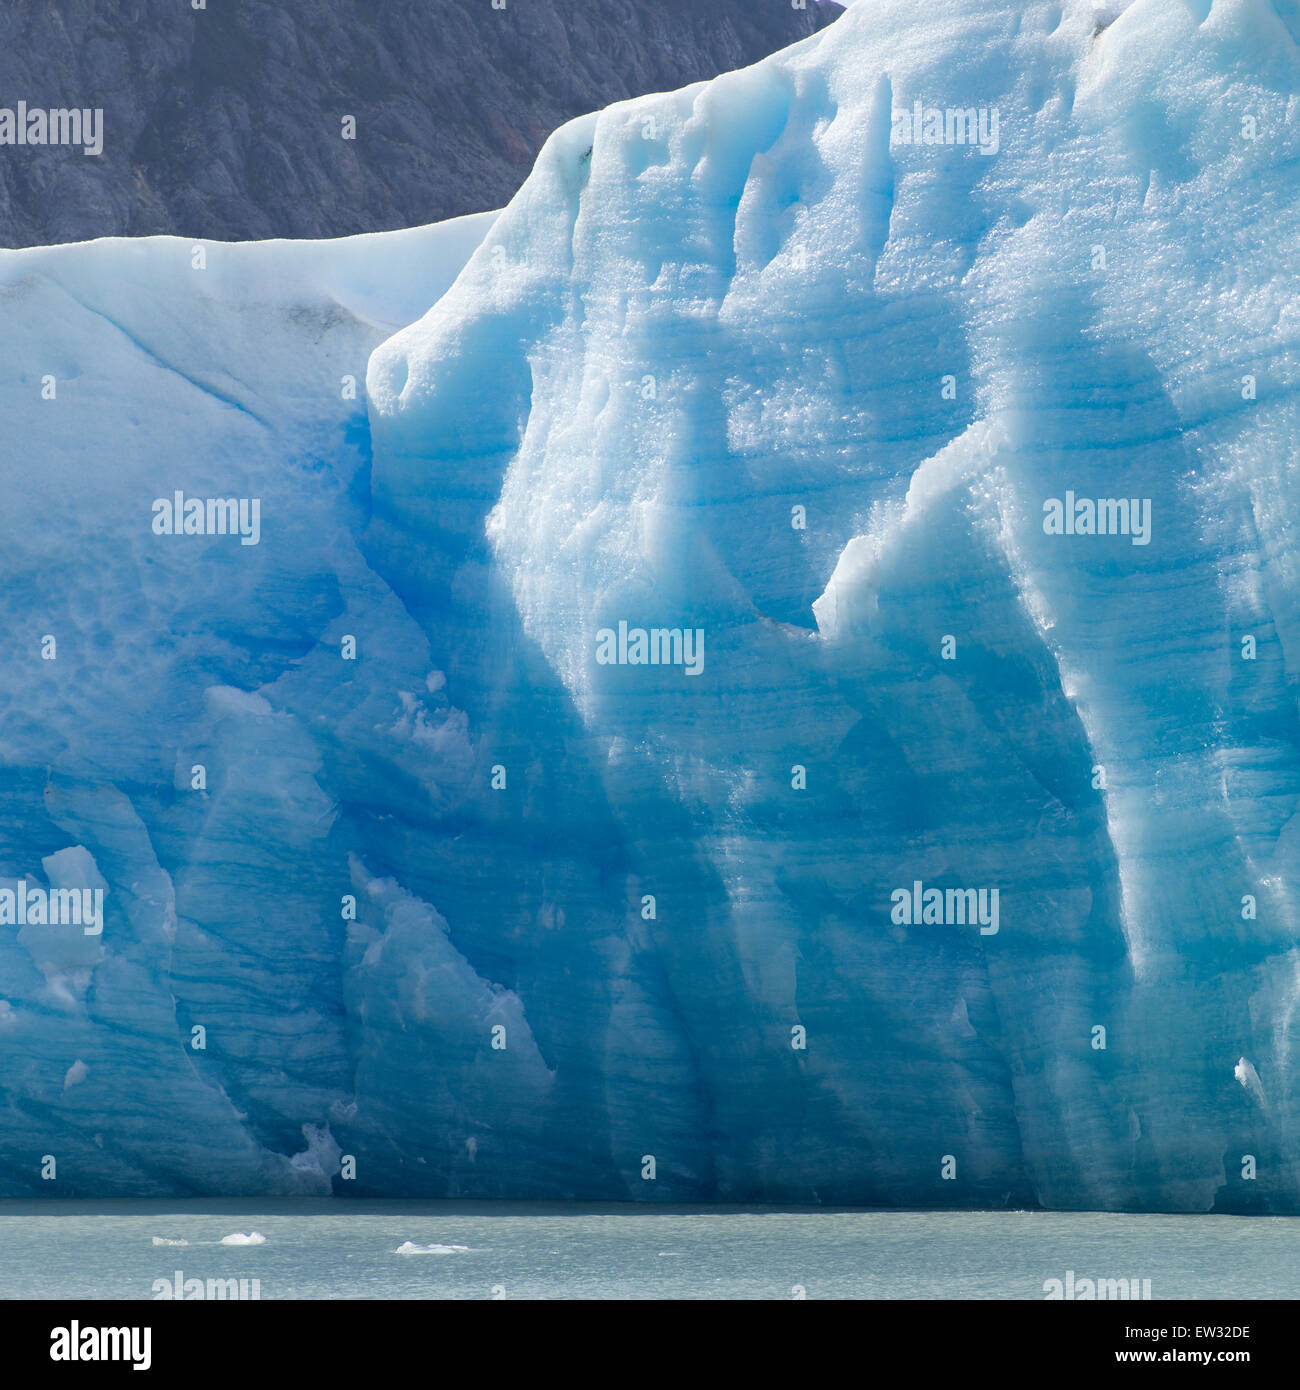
top-left (4, 0), bottom-right (1300, 1209)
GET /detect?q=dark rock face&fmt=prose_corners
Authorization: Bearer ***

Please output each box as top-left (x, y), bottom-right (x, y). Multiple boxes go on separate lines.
top-left (0, 0), bottom-right (840, 247)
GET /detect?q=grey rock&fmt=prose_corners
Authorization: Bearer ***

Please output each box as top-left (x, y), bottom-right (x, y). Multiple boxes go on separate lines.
top-left (0, 0), bottom-right (840, 246)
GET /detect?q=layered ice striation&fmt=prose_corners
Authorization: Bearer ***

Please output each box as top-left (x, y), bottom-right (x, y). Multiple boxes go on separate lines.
top-left (0, 215), bottom-right (497, 1194)
top-left (4, 0), bottom-right (1300, 1209)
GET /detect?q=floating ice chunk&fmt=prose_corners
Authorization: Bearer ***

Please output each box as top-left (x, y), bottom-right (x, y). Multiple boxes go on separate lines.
top-left (1234, 1058), bottom-right (1265, 1107)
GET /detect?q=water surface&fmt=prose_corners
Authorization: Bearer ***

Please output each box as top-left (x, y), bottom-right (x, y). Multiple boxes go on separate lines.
top-left (0, 1202), bottom-right (1290, 1299)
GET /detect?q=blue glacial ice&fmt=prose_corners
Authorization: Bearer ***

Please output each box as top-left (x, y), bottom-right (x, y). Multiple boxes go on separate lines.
top-left (3, 0), bottom-right (1300, 1211)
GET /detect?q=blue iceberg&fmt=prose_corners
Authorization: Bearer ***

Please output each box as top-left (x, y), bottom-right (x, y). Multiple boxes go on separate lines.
top-left (2, 0), bottom-right (1298, 1211)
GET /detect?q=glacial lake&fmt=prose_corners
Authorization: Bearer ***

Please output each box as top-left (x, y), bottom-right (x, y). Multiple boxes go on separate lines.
top-left (0, 1202), bottom-right (1293, 1299)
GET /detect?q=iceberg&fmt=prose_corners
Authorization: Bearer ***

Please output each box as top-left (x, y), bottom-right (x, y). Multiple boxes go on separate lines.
top-left (2, 0), bottom-right (1299, 1212)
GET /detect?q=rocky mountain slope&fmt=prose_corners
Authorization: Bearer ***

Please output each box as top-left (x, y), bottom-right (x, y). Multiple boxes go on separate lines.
top-left (0, 0), bottom-right (838, 246)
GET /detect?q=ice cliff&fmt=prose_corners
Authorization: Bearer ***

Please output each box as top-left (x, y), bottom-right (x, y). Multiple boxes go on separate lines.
top-left (4, 0), bottom-right (1300, 1211)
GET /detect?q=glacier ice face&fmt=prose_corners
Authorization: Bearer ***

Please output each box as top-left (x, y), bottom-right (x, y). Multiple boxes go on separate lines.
top-left (366, 0), bottom-right (1300, 1210)
top-left (4, 0), bottom-right (1300, 1210)
top-left (0, 216), bottom-right (495, 1194)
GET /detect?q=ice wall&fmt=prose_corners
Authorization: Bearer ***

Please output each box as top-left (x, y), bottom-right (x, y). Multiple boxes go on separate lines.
top-left (367, 0), bottom-right (1300, 1209)
top-left (0, 215), bottom-right (498, 1194)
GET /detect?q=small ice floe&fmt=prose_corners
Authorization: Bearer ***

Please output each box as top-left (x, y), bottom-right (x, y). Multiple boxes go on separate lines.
top-left (151, 1237), bottom-right (188, 1246)
top-left (394, 1241), bottom-right (471, 1255)
top-left (220, 1231), bottom-right (267, 1246)
top-left (1234, 1057), bottom-right (1266, 1106)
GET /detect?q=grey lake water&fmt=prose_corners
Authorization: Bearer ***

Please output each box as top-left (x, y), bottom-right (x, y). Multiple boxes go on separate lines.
top-left (0, 1202), bottom-right (1294, 1299)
